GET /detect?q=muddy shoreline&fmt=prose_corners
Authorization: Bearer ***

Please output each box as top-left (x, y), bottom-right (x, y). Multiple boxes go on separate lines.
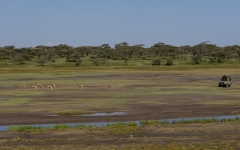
top-left (0, 106), bottom-right (237, 126)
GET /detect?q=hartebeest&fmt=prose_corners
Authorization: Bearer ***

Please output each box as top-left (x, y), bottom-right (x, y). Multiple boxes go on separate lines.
top-left (77, 83), bottom-right (83, 88)
top-left (51, 83), bottom-right (55, 89)
top-left (47, 85), bottom-right (53, 90)
top-left (19, 84), bottom-right (27, 89)
top-left (31, 85), bottom-right (38, 90)
top-left (108, 84), bottom-right (113, 89)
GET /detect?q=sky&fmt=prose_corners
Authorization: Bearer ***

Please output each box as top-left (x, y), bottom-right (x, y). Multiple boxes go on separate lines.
top-left (0, 0), bottom-right (240, 48)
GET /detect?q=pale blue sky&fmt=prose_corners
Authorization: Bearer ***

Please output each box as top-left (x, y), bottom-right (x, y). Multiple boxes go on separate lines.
top-left (1, 0), bottom-right (240, 48)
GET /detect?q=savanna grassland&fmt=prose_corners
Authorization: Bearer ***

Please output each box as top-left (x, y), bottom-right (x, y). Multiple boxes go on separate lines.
top-left (1, 67), bottom-right (240, 149)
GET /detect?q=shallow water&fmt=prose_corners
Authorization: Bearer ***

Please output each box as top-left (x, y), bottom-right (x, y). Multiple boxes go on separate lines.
top-left (80, 112), bottom-right (125, 116)
top-left (1, 115), bottom-right (240, 132)
top-left (45, 112), bottom-right (125, 117)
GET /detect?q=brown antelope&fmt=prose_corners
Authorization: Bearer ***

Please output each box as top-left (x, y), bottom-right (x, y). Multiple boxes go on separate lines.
top-left (47, 85), bottom-right (53, 90)
top-left (77, 83), bottom-right (83, 88)
top-left (19, 84), bottom-right (27, 89)
top-left (108, 84), bottom-right (113, 89)
top-left (51, 83), bottom-right (55, 89)
top-left (35, 83), bottom-right (43, 89)
top-left (35, 83), bottom-right (41, 86)
top-left (39, 85), bottom-right (44, 89)
top-left (31, 85), bottom-right (38, 90)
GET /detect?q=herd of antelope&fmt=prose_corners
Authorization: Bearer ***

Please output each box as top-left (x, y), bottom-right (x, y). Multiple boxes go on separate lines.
top-left (19, 83), bottom-right (56, 90)
top-left (19, 83), bottom-right (113, 90)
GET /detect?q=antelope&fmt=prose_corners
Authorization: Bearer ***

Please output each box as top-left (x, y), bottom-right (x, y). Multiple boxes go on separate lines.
top-left (31, 85), bottom-right (38, 90)
top-left (77, 83), bottom-right (83, 88)
top-left (19, 84), bottom-right (27, 89)
top-left (51, 83), bottom-right (55, 89)
top-left (35, 83), bottom-right (41, 87)
top-left (108, 84), bottom-right (113, 89)
top-left (35, 83), bottom-right (43, 89)
top-left (39, 85), bottom-right (44, 89)
top-left (47, 85), bottom-right (53, 90)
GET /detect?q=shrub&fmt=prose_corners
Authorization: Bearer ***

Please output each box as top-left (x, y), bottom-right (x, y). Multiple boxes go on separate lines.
top-left (166, 59), bottom-right (173, 66)
top-left (152, 59), bottom-right (161, 65)
top-left (37, 56), bottom-right (47, 66)
top-left (89, 56), bottom-right (96, 59)
top-left (22, 54), bottom-right (32, 61)
top-left (75, 59), bottom-right (82, 66)
top-left (191, 55), bottom-right (202, 64)
top-left (93, 59), bottom-right (100, 66)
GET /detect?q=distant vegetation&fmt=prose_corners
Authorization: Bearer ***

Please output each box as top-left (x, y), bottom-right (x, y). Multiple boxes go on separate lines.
top-left (0, 41), bottom-right (240, 67)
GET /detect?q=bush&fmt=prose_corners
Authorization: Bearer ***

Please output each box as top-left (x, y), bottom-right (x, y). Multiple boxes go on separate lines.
top-left (112, 56), bottom-right (121, 60)
top-left (93, 59), bottom-right (100, 66)
top-left (191, 55), bottom-right (202, 64)
top-left (166, 59), bottom-right (173, 66)
top-left (89, 56), bottom-right (96, 59)
top-left (75, 59), bottom-right (82, 66)
top-left (66, 57), bottom-right (76, 62)
top-left (22, 54), bottom-right (32, 61)
top-left (152, 59), bottom-right (161, 65)
top-left (141, 57), bottom-right (149, 60)
top-left (209, 57), bottom-right (216, 63)
top-left (124, 58), bottom-right (128, 64)
top-left (101, 58), bottom-right (108, 64)
top-left (37, 56), bottom-right (47, 66)
top-left (14, 56), bottom-right (25, 65)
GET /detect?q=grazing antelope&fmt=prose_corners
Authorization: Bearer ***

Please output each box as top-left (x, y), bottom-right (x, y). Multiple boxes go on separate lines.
top-left (47, 85), bottom-right (53, 90)
top-left (19, 84), bottom-right (27, 89)
top-left (51, 83), bottom-right (55, 89)
top-left (31, 85), bottom-right (38, 90)
top-left (108, 84), bottom-right (113, 89)
top-left (77, 83), bottom-right (83, 88)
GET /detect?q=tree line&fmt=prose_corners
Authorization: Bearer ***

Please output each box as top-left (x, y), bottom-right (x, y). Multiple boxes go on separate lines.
top-left (0, 42), bottom-right (240, 66)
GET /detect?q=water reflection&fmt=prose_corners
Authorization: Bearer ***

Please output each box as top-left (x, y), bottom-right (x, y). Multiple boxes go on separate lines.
top-left (1, 115), bottom-right (240, 132)
top-left (45, 112), bottom-right (125, 117)
top-left (80, 112), bottom-right (125, 116)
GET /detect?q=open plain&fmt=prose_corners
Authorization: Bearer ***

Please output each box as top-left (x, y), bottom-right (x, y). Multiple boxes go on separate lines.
top-left (1, 68), bottom-right (240, 149)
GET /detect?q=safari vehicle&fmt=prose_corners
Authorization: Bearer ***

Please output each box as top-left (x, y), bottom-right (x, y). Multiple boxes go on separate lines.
top-left (218, 75), bottom-right (231, 87)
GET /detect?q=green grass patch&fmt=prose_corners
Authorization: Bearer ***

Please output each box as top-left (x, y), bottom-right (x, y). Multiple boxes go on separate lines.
top-left (56, 110), bottom-right (95, 116)
top-left (140, 117), bottom-right (240, 125)
top-left (198, 100), bottom-right (240, 105)
top-left (0, 98), bottom-right (31, 106)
